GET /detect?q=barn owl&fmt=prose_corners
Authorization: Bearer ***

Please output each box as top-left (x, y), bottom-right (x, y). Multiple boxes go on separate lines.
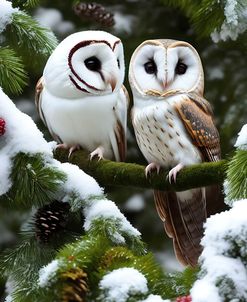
top-left (129, 39), bottom-right (221, 267)
top-left (35, 30), bottom-right (128, 161)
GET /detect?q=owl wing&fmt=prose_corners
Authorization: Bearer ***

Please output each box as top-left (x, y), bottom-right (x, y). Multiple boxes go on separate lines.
top-left (35, 77), bottom-right (47, 127)
top-left (175, 94), bottom-right (221, 162)
top-left (154, 95), bottom-right (222, 267)
top-left (35, 77), bottom-right (62, 143)
top-left (111, 85), bottom-right (129, 161)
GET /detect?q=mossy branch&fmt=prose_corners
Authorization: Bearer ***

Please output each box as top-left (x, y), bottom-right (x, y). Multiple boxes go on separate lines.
top-left (54, 149), bottom-right (227, 192)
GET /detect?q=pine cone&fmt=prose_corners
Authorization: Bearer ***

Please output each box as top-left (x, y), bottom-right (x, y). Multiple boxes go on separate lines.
top-left (176, 295), bottom-right (192, 302)
top-left (35, 200), bottom-right (70, 243)
top-left (0, 118), bottom-right (6, 136)
top-left (73, 2), bottom-right (115, 27)
top-left (61, 268), bottom-right (88, 302)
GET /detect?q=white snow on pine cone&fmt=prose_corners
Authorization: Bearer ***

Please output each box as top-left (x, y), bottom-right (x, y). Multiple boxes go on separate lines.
top-left (99, 267), bottom-right (148, 302)
top-left (38, 259), bottom-right (61, 287)
top-left (84, 198), bottom-right (141, 243)
top-left (191, 199), bottom-right (247, 302)
top-left (141, 294), bottom-right (170, 302)
top-left (0, 0), bottom-right (19, 33)
top-left (234, 124), bottom-right (247, 150)
top-left (0, 88), bottom-right (53, 195)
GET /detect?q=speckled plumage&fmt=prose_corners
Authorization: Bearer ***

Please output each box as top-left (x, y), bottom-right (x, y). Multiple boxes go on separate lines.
top-left (129, 39), bottom-right (221, 266)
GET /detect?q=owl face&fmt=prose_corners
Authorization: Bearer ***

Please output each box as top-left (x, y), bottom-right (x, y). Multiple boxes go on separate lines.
top-left (43, 31), bottom-right (125, 98)
top-left (129, 40), bottom-right (204, 97)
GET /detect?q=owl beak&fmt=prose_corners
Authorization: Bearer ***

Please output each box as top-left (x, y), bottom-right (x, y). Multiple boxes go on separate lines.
top-left (108, 77), bottom-right (117, 92)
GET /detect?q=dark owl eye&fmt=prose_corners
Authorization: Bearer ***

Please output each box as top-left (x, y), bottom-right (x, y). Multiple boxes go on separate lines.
top-left (84, 56), bottom-right (101, 71)
top-left (144, 60), bottom-right (157, 74)
top-left (175, 60), bottom-right (187, 75)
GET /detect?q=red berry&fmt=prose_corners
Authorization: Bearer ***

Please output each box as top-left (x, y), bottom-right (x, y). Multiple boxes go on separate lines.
top-left (0, 118), bottom-right (5, 136)
top-left (176, 295), bottom-right (192, 302)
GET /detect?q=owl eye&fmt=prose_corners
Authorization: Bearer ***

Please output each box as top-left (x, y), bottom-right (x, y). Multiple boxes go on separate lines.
top-left (175, 60), bottom-right (187, 75)
top-left (84, 56), bottom-right (101, 71)
top-left (144, 60), bottom-right (157, 74)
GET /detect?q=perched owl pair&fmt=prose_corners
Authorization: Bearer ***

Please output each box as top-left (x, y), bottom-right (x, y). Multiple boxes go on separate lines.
top-left (36, 31), bottom-right (221, 267)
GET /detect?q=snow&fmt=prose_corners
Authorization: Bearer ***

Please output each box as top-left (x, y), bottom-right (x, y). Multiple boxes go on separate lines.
top-left (57, 161), bottom-right (103, 203)
top-left (0, 0), bottom-right (19, 33)
top-left (113, 12), bottom-right (136, 34)
top-left (84, 198), bottom-right (141, 243)
top-left (191, 199), bottom-right (247, 301)
top-left (38, 259), bottom-right (60, 287)
top-left (223, 180), bottom-right (235, 207)
top-left (99, 268), bottom-right (148, 302)
top-left (34, 7), bottom-right (74, 36)
top-left (211, 0), bottom-right (247, 42)
top-left (191, 279), bottom-right (221, 302)
top-left (124, 193), bottom-right (145, 212)
top-left (4, 296), bottom-right (12, 302)
top-left (234, 124), bottom-right (247, 150)
top-left (0, 88), bottom-right (53, 195)
top-left (142, 294), bottom-right (170, 302)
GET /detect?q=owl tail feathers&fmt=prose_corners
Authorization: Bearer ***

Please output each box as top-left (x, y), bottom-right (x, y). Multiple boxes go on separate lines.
top-left (154, 188), bottom-right (207, 267)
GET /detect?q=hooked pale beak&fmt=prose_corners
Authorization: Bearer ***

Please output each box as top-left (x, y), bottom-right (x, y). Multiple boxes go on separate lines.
top-left (108, 77), bottom-right (117, 92)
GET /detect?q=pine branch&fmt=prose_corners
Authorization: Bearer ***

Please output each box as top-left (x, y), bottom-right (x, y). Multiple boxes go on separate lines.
top-left (54, 149), bottom-right (227, 192)
top-left (5, 12), bottom-right (57, 70)
top-left (0, 47), bottom-right (27, 94)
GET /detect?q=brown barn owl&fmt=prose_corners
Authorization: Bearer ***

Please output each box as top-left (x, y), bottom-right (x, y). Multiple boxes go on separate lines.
top-left (129, 39), bottom-right (221, 267)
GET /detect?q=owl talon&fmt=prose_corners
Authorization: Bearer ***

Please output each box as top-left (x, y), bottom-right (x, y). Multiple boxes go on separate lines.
top-left (56, 143), bottom-right (69, 149)
top-left (68, 144), bottom-right (81, 158)
top-left (145, 162), bottom-right (160, 178)
top-left (90, 147), bottom-right (104, 161)
top-left (168, 163), bottom-right (184, 184)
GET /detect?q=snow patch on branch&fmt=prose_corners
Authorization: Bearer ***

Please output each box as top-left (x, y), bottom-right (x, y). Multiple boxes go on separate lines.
top-left (211, 0), bottom-right (247, 42)
top-left (99, 268), bottom-right (148, 302)
top-left (191, 199), bottom-right (247, 302)
top-left (38, 259), bottom-right (61, 287)
top-left (84, 198), bottom-right (141, 243)
top-left (0, 88), bottom-right (53, 195)
top-left (57, 161), bottom-right (103, 201)
top-left (142, 294), bottom-right (170, 302)
top-left (235, 124), bottom-right (247, 150)
top-left (0, 0), bottom-right (19, 33)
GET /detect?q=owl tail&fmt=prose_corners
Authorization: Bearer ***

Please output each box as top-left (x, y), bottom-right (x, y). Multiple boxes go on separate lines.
top-left (154, 188), bottom-right (207, 267)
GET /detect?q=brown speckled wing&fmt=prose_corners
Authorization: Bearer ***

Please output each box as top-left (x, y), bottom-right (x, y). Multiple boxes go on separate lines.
top-left (154, 189), bottom-right (205, 267)
top-left (175, 96), bottom-right (221, 162)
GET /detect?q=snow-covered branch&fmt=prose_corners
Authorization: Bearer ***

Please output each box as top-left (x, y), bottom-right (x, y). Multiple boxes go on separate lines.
top-left (55, 148), bottom-right (227, 192)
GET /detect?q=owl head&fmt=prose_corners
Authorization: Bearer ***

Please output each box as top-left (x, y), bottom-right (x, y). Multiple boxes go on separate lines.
top-left (43, 30), bottom-right (125, 98)
top-left (129, 39), bottom-right (204, 98)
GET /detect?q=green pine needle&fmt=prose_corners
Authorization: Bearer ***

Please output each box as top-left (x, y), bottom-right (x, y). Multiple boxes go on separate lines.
top-left (4, 153), bottom-right (66, 208)
top-left (12, 0), bottom-right (41, 9)
top-left (226, 149), bottom-right (247, 202)
top-left (5, 12), bottom-right (58, 70)
top-left (0, 47), bottom-right (27, 94)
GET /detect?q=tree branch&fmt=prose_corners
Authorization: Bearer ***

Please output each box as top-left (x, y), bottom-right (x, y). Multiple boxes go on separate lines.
top-left (54, 149), bottom-right (227, 192)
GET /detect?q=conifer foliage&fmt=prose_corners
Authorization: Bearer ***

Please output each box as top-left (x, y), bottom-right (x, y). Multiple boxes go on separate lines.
top-left (1, 1), bottom-right (247, 302)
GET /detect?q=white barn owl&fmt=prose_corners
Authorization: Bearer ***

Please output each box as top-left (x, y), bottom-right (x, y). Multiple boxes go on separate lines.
top-left (129, 39), bottom-right (221, 267)
top-left (36, 30), bottom-right (128, 161)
